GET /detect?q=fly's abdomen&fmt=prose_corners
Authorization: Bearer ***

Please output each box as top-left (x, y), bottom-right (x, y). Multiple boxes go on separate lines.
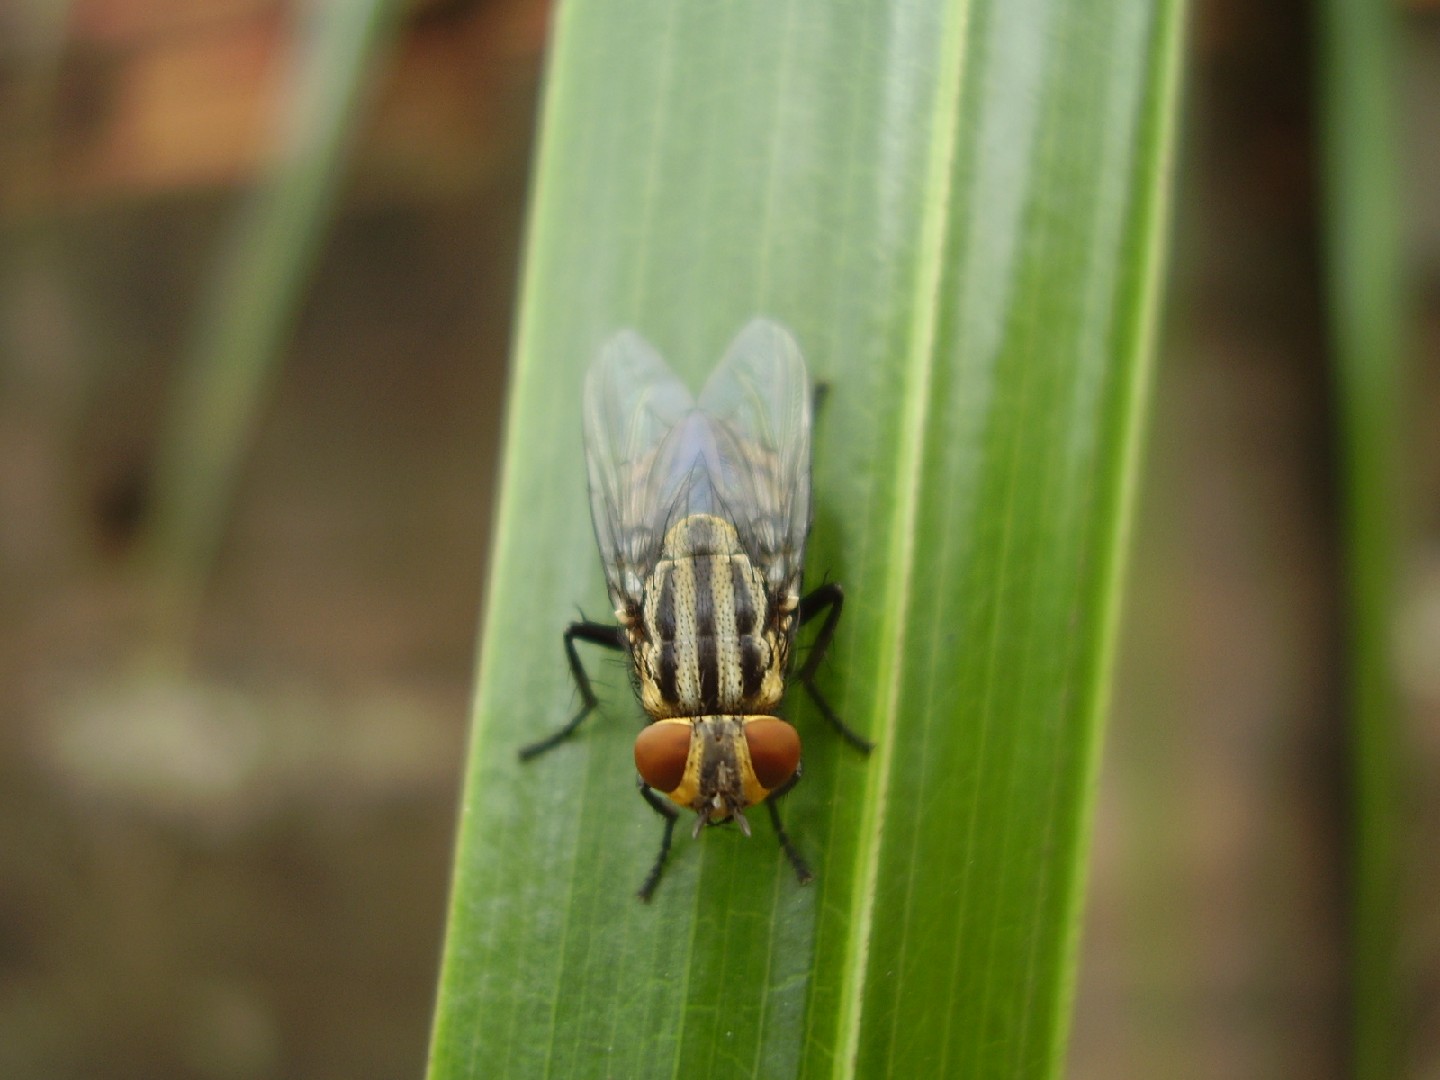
top-left (638, 514), bottom-right (785, 718)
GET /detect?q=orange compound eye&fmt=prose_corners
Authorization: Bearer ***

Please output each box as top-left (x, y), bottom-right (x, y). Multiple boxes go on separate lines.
top-left (744, 718), bottom-right (801, 791)
top-left (634, 722), bottom-right (691, 793)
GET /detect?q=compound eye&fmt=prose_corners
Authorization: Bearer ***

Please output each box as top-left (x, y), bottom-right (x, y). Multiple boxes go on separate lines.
top-left (744, 718), bottom-right (801, 791)
top-left (634, 722), bottom-right (691, 793)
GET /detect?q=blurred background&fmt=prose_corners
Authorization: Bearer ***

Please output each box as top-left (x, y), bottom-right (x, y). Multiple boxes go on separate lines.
top-left (0, 1), bottom-right (1434, 1078)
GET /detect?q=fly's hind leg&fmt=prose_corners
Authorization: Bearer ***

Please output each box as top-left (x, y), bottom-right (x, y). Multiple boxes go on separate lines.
top-left (636, 780), bottom-right (681, 902)
top-left (795, 583), bottom-right (873, 753)
top-left (518, 621), bottom-right (627, 760)
top-left (765, 771), bottom-right (813, 885)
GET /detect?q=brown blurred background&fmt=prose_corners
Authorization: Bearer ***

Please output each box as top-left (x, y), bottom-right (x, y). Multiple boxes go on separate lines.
top-left (0, 1), bottom-right (1435, 1078)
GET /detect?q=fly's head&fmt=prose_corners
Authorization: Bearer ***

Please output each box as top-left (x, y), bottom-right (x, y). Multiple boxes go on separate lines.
top-left (634, 715), bottom-right (801, 836)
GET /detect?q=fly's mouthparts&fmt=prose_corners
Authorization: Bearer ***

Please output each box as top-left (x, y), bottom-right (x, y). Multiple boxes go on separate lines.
top-left (733, 807), bottom-right (751, 838)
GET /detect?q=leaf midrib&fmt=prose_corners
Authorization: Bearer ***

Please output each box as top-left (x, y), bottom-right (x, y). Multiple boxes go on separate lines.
top-left (833, 0), bottom-right (973, 1075)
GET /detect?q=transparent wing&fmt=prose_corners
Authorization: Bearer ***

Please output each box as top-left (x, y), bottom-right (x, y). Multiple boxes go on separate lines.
top-left (582, 330), bottom-right (694, 608)
top-left (583, 319), bottom-right (814, 609)
top-left (696, 317), bottom-right (813, 594)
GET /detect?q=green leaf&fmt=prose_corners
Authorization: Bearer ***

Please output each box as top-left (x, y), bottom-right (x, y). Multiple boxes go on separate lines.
top-left (1317, 0), bottom-right (1408, 1074)
top-left (429, 1), bottom-right (1183, 1077)
top-left (137, 0), bottom-right (401, 641)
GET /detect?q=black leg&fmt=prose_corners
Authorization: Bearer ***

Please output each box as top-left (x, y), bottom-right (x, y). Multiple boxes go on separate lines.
top-left (795, 584), bottom-right (873, 753)
top-left (518, 621), bottom-right (627, 760)
top-left (765, 772), bottom-right (813, 885)
top-left (811, 382), bottom-right (831, 421)
top-left (637, 779), bottom-right (681, 902)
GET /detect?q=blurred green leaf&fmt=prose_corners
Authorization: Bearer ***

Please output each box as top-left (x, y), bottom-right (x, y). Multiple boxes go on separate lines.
top-left (429, 1), bottom-right (1183, 1076)
top-left (138, 0), bottom-right (401, 639)
top-left (1318, 0), bottom-right (1408, 1074)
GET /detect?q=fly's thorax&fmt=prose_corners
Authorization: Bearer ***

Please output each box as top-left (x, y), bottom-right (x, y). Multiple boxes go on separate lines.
top-left (633, 715), bottom-right (801, 821)
top-left (659, 513), bottom-right (738, 560)
top-left (635, 513), bottom-right (788, 719)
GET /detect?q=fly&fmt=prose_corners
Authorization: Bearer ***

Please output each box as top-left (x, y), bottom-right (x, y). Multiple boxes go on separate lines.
top-left (519, 317), bottom-right (871, 900)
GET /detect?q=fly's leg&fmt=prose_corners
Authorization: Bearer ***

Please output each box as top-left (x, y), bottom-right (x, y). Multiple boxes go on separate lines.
top-left (796, 583), bottom-right (874, 753)
top-left (812, 382), bottom-right (831, 419)
top-left (765, 771), bottom-right (813, 885)
top-left (636, 780), bottom-right (681, 902)
top-left (517, 621), bottom-right (627, 760)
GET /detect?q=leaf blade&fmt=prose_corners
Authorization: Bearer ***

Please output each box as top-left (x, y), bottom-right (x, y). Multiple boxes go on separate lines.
top-left (428, 1), bottom-right (1184, 1077)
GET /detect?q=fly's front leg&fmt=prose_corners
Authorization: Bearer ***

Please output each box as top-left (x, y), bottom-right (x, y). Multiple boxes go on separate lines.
top-left (636, 780), bottom-right (681, 902)
top-left (796, 583), bottom-right (873, 753)
top-left (765, 770), bottom-right (813, 885)
top-left (518, 621), bottom-right (627, 760)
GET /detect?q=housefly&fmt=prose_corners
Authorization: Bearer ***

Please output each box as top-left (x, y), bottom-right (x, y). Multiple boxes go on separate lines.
top-left (519, 318), bottom-right (871, 900)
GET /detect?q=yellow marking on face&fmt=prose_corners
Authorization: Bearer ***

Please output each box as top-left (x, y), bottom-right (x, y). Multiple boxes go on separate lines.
top-left (657, 715), bottom-right (782, 816)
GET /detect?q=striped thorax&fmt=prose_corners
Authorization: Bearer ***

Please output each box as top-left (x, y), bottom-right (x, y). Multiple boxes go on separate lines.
top-left (622, 512), bottom-right (802, 827)
top-left (631, 514), bottom-right (793, 720)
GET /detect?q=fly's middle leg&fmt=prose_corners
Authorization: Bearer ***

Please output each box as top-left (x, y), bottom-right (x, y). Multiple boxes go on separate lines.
top-left (636, 780), bottom-right (680, 902)
top-left (796, 583), bottom-right (873, 753)
top-left (518, 621), bottom-right (626, 760)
